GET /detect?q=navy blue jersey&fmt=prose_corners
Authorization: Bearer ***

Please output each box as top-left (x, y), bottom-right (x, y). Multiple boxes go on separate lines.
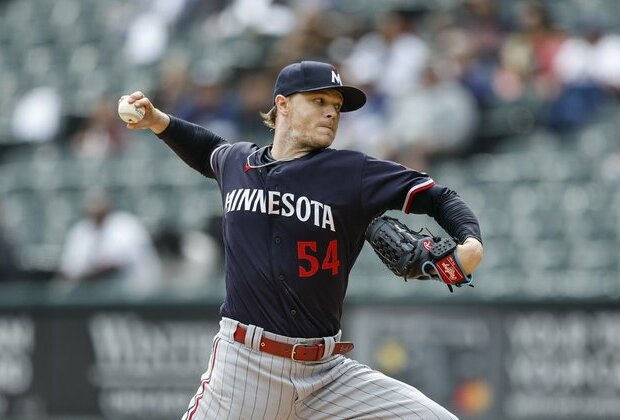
top-left (210, 142), bottom-right (434, 337)
top-left (158, 116), bottom-right (481, 338)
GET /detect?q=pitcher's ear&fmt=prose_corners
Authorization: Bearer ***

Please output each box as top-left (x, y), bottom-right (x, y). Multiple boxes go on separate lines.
top-left (275, 94), bottom-right (290, 115)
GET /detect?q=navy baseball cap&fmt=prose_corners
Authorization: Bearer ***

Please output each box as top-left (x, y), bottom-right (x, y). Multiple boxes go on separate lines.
top-left (273, 61), bottom-right (366, 112)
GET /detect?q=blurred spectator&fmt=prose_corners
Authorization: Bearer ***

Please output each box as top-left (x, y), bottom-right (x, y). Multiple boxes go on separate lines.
top-left (344, 9), bottom-right (430, 98)
top-left (546, 18), bottom-right (616, 129)
top-left (0, 203), bottom-right (19, 282)
top-left (153, 216), bottom-right (224, 290)
top-left (208, 0), bottom-right (296, 38)
top-left (384, 60), bottom-right (479, 171)
top-left (58, 190), bottom-right (161, 294)
top-left (123, 12), bottom-right (169, 66)
top-left (153, 224), bottom-right (182, 254)
top-left (11, 87), bottom-right (61, 143)
top-left (455, 0), bottom-right (506, 106)
top-left (70, 97), bottom-right (128, 159)
top-left (497, 0), bottom-right (565, 102)
top-left (459, 0), bottom-right (505, 61)
top-left (554, 19), bottom-right (612, 86)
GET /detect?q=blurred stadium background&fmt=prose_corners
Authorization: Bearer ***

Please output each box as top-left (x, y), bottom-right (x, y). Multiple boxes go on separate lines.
top-left (1, 0), bottom-right (620, 419)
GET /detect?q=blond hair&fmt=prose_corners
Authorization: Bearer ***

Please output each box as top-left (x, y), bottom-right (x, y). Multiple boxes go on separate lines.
top-left (260, 106), bottom-right (277, 129)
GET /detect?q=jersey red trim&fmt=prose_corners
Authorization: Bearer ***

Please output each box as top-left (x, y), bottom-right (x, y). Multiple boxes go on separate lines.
top-left (401, 179), bottom-right (435, 213)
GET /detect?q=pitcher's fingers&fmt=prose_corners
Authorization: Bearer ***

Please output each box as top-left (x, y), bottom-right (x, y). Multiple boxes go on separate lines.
top-left (128, 91), bottom-right (145, 102)
top-left (133, 98), bottom-right (152, 109)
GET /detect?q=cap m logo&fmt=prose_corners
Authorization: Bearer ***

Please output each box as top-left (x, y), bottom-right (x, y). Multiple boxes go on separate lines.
top-left (331, 70), bottom-right (342, 85)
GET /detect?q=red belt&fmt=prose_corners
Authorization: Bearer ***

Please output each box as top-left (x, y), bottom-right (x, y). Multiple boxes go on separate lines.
top-left (233, 325), bottom-right (354, 362)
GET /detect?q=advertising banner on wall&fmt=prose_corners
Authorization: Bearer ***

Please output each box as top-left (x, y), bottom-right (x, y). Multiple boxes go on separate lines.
top-left (347, 304), bottom-right (620, 420)
top-left (1, 303), bottom-right (619, 419)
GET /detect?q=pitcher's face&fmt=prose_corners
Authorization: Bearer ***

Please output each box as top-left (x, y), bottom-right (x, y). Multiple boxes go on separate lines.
top-left (286, 89), bottom-right (343, 149)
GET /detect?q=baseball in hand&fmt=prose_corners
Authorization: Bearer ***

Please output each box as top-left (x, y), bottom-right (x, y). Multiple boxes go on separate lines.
top-left (118, 96), bottom-right (145, 124)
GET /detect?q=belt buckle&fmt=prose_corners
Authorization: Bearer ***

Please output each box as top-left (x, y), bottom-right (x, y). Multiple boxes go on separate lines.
top-left (291, 343), bottom-right (303, 361)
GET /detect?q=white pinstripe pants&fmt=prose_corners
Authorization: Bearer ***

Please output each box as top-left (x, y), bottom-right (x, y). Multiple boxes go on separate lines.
top-left (182, 318), bottom-right (458, 420)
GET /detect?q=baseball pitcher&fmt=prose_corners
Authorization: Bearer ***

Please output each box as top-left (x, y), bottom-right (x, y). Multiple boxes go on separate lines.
top-left (121, 61), bottom-right (483, 419)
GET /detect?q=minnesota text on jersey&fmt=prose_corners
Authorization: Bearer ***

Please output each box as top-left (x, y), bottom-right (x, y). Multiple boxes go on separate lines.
top-left (224, 188), bottom-right (336, 232)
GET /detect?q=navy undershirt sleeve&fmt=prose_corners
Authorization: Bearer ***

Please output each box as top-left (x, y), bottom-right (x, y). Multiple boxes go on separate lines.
top-left (156, 115), bottom-right (227, 178)
top-left (409, 184), bottom-right (482, 244)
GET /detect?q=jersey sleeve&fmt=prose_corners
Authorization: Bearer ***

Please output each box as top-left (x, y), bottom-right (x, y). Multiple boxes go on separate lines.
top-left (156, 115), bottom-right (228, 179)
top-left (411, 184), bottom-right (483, 243)
top-left (360, 155), bottom-right (435, 218)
